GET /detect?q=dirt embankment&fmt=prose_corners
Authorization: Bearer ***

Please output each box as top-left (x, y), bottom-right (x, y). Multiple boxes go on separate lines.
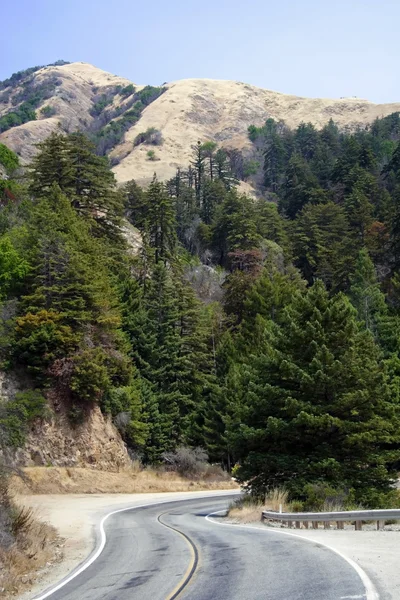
top-left (10, 465), bottom-right (238, 495)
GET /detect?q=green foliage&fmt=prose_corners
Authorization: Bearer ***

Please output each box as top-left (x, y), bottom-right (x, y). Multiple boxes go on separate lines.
top-left (0, 79), bottom-right (61, 133)
top-left (93, 86), bottom-right (164, 155)
top-left (29, 132), bottom-right (124, 237)
top-left (0, 144), bottom-right (19, 172)
top-left (90, 94), bottom-right (113, 117)
top-left (147, 149), bottom-right (156, 161)
top-left (134, 127), bottom-right (163, 147)
top-left (243, 160), bottom-right (260, 179)
top-left (0, 234), bottom-right (30, 300)
top-left (231, 281), bottom-right (399, 504)
top-left (0, 390), bottom-right (47, 448)
top-left (2, 99), bottom-right (400, 509)
top-left (69, 348), bottom-right (110, 402)
top-left (40, 105), bottom-right (56, 118)
top-left (120, 84), bottom-right (136, 97)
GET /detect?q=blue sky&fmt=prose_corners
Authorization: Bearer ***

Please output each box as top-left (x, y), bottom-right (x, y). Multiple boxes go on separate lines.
top-left (1, 0), bottom-right (398, 102)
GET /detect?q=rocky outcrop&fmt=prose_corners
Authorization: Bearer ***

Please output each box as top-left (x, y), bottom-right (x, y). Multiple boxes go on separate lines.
top-left (0, 369), bottom-right (130, 472)
top-left (16, 406), bottom-right (130, 472)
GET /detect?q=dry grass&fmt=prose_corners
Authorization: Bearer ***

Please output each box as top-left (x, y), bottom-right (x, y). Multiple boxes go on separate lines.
top-left (228, 489), bottom-right (289, 523)
top-left (10, 465), bottom-right (239, 495)
top-left (0, 504), bottom-right (60, 599)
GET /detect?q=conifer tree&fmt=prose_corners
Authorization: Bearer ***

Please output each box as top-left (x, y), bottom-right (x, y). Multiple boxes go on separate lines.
top-left (231, 281), bottom-right (399, 504)
top-left (293, 202), bottom-right (357, 291)
top-left (349, 248), bottom-right (387, 332)
top-left (145, 176), bottom-right (177, 263)
top-left (30, 132), bottom-right (123, 237)
top-left (280, 153), bottom-right (325, 218)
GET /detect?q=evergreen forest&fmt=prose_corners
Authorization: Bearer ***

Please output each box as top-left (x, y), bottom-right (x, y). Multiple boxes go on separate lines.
top-left (2, 112), bottom-right (400, 508)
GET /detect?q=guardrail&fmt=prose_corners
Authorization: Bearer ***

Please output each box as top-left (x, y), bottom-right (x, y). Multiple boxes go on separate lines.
top-left (262, 509), bottom-right (400, 530)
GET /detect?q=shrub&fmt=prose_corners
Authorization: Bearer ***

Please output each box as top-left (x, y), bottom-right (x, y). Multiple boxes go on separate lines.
top-left (243, 160), bottom-right (260, 178)
top-left (302, 483), bottom-right (355, 512)
top-left (120, 84), bottom-right (136, 97)
top-left (0, 390), bottom-right (47, 448)
top-left (14, 310), bottom-right (78, 375)
top-left (0, 144), bottom-right (18, 172)
top-left (40, 105), bottom-right (56, 118)
top-left (162, 446), bottom-right (208, 477)
top-left (90, 94), bottom-right (113, 117)
top-left (69, 348), bottom-right (110, 402)
top-left (134, 127), bottom-right (163, 147)
top-left (147, 150), bottom-right (157, 161)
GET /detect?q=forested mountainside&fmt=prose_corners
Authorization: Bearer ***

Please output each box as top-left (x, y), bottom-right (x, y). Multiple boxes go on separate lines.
top-left (2, 75), bottom-right (400, 506)
top-left (2, 61), bottom-right (400, 187)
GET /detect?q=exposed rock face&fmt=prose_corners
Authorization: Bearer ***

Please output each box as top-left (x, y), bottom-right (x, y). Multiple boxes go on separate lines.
top-left (16, 406), bottom-right (130, 472)
top-left (0, 370), bottom-right (130, 471)
top-left (120, 219), bottom-right (142, 255)
top-left (2, 62), bottom-right (400, 186)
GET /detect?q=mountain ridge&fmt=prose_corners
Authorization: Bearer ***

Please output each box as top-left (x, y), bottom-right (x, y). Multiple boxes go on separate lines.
top-left (2, 61), bottom-right (400, 185)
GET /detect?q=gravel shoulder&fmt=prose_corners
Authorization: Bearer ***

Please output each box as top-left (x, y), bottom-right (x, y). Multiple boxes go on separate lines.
top-left (225, 519), bottom-right (399, 600)
top-left (16, 490), bottom-right (237, 600)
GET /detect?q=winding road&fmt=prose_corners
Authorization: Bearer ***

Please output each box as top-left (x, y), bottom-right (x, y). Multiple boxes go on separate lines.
top-left (33, 495), bottom-right (375, 600)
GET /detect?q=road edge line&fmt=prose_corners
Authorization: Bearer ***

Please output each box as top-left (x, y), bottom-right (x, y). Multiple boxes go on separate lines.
top-left (32, 491), bottom-right (237, 600)
top-left (205, 510), bottom-right (379, 600)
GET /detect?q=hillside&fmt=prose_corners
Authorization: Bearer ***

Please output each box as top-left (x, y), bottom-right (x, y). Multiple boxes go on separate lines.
top-left (2, 61), bottom-right (400, 185)
top-left (1, 86), bottom-right (400, 510)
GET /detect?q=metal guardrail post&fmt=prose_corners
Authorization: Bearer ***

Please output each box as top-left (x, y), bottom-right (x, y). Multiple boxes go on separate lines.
top-left (262, 508), bottom-right (400, 531)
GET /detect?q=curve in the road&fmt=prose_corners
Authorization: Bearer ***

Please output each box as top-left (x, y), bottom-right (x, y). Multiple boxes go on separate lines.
top-left (33, 496), bottom-right (226, 600)
top-left (32, 494), bottom-right (379, 600)
top-left (206, 510), bottom-right (379, 600)
top-left (157, 512), bottom-right (199, 600)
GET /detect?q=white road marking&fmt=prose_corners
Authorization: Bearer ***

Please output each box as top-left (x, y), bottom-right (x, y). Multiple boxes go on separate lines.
top-left (205, 511), bottom-right (378, 600)
top-left (33, 492), bottom-right (238, 600)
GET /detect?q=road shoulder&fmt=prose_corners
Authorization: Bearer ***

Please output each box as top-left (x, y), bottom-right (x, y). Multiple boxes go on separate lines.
top-left (221, 517), bottom-right (398, 600)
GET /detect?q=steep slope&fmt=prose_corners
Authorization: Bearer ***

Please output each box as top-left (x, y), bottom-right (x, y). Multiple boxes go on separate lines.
top-left (112, 78), bottom-right (400, 184)
top-left (2, 62), bottom-right (400, 185)
top-left (0, 62), bottom-right (134, 163)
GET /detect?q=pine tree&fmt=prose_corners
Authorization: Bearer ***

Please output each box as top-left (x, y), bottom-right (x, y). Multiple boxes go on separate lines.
top-left (30, 132), bottom-right (124, 237)
top-left (293, 202), bottom-right (357, 291)
top-left (263, 133), bottom-right (286, 192)
top-left (349, 248), bottom-right (387, 332)
top-left (212, 189), bottom-right (260, 265)
top-left (191, 141), bottom-right (206, 203)
top-left (123, 179), bottom-right (148, 230)
top-left (280, 153), bottom-right (326, 219)
top-left (231, 281), bottom-right (399, 504)
top-left (146, 176), bottom-right (177, 263)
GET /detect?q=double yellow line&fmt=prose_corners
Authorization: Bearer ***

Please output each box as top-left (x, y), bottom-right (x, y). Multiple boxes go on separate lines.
top-left (157, 512), bottom-right (199, 600)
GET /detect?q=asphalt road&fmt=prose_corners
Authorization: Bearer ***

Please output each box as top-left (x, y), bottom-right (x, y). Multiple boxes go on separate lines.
top-left (34, 495), bottom-right (371, 600)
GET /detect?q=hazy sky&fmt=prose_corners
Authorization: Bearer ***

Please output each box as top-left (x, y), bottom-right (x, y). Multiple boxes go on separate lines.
top-left (1, 0), bottom-right (398, 103)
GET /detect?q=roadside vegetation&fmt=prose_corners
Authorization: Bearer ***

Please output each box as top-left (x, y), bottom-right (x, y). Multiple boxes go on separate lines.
top-left (0, 464), bottom-right (59, 599)
top-left (7, 447), bottom-right (234, 494)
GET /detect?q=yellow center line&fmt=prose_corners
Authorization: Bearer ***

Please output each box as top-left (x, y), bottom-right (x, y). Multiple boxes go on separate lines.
top-left (157, 512), bottom-right (199, 600)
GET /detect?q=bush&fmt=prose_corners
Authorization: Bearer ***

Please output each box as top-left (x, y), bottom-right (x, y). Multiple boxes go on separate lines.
top-left (147, 150), bottom-right (157, 161)
top-left (40, 105), bottom-right (56, 118)
top-left (161, 446), bottom-right (208, 477)
top-left (302, 483), bottom-right (356, 512)
top-left (14, 309), bottom-right (78, 375)
top-left (0, 390), bottom-right (47, 448)
top-left (134, 127), bottom-right (163, 147)
top-left (120, 84), bottom-right (136, 97)
top-left (243, 160), bottom-right (260, 179)
top-left (69, 348), bottom-right (110, 402)
top-left (90, 94), bottom-right (113, 117)
top-left (0, 144), bottom-right (19, 172)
